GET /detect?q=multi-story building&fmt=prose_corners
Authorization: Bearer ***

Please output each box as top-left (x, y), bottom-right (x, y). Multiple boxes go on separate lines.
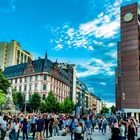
top-left (76, 79), bottom-right (97, 114)
top-left (96, 97), bottom-right (102, 114)
top-left (4, 53), bottom-right (70, 103)
top-left (116, 2), bottom-right (140, 121)
top-left (58, 63), bottom-right (76, 103)
top-left (0, 40), bottom-right (32, 70)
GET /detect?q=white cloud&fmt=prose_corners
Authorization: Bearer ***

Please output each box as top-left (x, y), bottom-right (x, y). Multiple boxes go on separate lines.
top-left (98, 12), bottom-right (104, 18)
top-left (48, 0), bottom-right (121, 52)
top-left (79, 1), bottom-right (120, 39)
top-left (77, 58), bottom-right (116, 77)
top-left (108, 43), bottom-right (115, 47)
top-left (108, 51), bottom-right (117, 59)
top-left (55, 44), bottom-right (63, 51)
top-left (93, 40), bottom-right (103, 45)
top-left (0, 0), bottom-right (16, 12)
top-left (107, 71), bottom-right (115, 76)
top-left (99, 82), bottom-right (106, 86)
top-left (77, 65), bottom-right (100, 77)
top-left (67, 28), bottom-right (75, 40)
top-left (88, 46), bottom-right (94, 51)
top-left (103, 101), bottom-right (115, 107)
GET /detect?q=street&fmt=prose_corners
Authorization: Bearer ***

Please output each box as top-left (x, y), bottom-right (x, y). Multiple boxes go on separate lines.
top-left (4, 126), bottom-right (140, 140)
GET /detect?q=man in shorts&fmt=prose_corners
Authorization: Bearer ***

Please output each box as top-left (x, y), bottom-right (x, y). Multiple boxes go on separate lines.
top-left (36, 114), bottom-right (45, 140)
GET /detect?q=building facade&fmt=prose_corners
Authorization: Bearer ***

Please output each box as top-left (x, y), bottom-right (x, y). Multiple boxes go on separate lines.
top-left (0, 40), bottom-right (32, 70)
top-left (96, 97), bottom-right (102, 114)
top-left (4, 53), bottom-right (70, 103)
top-left (76, 79), bottom-right (97, 115)
top-left (58, 63), bottom-right (76, 103)
top-left (116, 2), bottom-right (140, 121)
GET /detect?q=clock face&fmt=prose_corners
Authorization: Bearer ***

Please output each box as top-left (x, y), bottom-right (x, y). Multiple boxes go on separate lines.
top-left (124, 13), bottom-right (133, 22)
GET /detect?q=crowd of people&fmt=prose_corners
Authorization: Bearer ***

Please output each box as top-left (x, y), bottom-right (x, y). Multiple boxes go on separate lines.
top-left (0, 111), bottom-right (139, 140)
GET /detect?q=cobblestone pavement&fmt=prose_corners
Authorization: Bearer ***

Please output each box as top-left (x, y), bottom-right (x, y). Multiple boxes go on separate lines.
top-left (4, 126), bottom-right (140, 140)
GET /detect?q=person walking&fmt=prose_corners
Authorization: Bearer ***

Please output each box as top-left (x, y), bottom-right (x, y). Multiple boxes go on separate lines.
top-left (1, 116), bottom-right (7, 140)
top-left (85, 116), bottom-right (92, 140)
top-left (101, 116), bottom-right (108, 135)
top-left (44, 114), bottom-right (50, 138)
top-left (74, 122), bottom-right (83, 140)
top-left (22, 118), bottom-right (28, 140)
top-left (11, 118), bottom-right (19, 140)
top-left (70, 117), bottom-right (77, 140)
top-left (111, 120), bottom-right (120, 140)
top-left (97, 117), bottom-right (102, 132)
top-left (53, 117), bottom-right (59, 136)
top-left (36, 114), bottom-right (45, 140)
top-left (119, 121), bottom-right (126, 140)
top-left (31, 114), bottom-right (37, 139)
top-left (127, 121), bottom-right (136, 140)
top-left (49, 115), bottom-right (54, 138)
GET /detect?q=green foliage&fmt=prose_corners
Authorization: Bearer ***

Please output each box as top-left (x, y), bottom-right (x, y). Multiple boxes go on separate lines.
top-left (60, 97), bottom-right (74, 113)
top-left (0, 69), bottom-right (11, 94)
top-left (40, 91), bottom-right (59, 113)
top-left (0, 91), bottom-right (6, 105)
top-left (100, 106), bottom-right (110, 114)
top-left (30, 93), bottom-right (41, 111)
top-left (40, 101), bottom-right (47, 113)
top-left (12, 91), bottom-right (24, 110)
top-left (110, 105), bottom-right (116, 114)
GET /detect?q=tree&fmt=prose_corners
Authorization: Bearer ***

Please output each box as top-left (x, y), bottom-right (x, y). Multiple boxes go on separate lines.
top-left (60, 97), bottom-right (74, 113)
top-left (0, 69), bottom-right (11, 94)
top-left (100, 106), bottom-right (110, 114)
top-left (0, 91), bottom-right (6, 108)
top-left (40, 101), bottom-right (47, 113)
top-left (30, 93), bottom-right (41, 111)
top-left (40, 91), bottom-right (59, 113)
top-left (110, 105), bottom-right (116, 114)
top-left (12, 91), bottom-right (24, 110)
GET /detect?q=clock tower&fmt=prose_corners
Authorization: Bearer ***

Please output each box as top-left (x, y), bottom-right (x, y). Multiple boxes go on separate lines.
top-left (116, 2), bottom-right (140, 120)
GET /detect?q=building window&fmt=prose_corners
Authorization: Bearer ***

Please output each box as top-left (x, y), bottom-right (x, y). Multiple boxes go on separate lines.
top-left (29, 84), bottom-right (32, 91)
top-left (30, 76), bottom-right (33, 82)
top-left (43, 84), bottom-right (47, 90)
top-left (20, 78), bottom-right (22, 83)
top-left (44, 75), bottom-right (47, 80)
top-left (24, 85), bottom-right (27, 91)
top-left (29, 95), bottom-right (31, 100)
top-left (25, 77), bottom-right (27, 82)
top-left (15, 79), bottom-right (17, 83)
top-left (19, 86), bottom-right (21, 91)
top-left (35, 75), bottom-right (38, 81)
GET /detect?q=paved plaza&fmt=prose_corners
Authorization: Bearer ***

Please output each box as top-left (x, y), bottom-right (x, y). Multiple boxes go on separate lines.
top-left (4, 126), bottom-right (140, 140)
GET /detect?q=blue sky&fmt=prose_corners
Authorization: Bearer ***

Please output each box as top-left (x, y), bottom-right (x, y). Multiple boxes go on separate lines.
top-left (0, 0), bottom-right (139, 104)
